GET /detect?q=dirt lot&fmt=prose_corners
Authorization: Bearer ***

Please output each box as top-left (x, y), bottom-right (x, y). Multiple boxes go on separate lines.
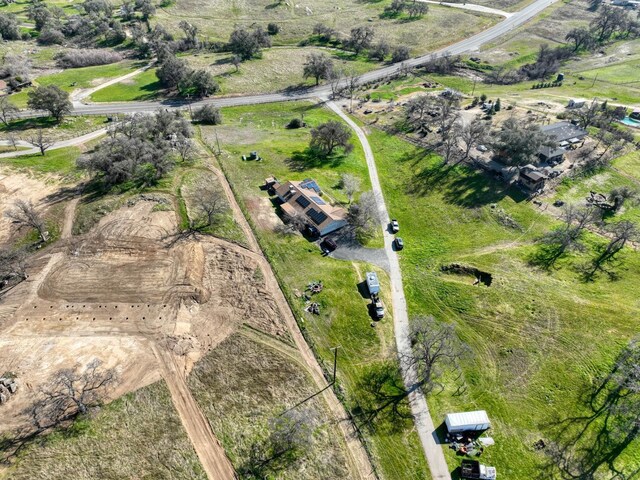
top-left (0, 170), bottom-right (60, 245)
top-left (0, 196), bottom-right (288, 443)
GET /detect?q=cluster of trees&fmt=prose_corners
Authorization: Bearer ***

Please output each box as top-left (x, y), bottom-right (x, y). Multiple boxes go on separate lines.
top-left (155, 54), bottom-right (219, 98)
top-left (0, 54), bottom-right (32, 91)
top-left (384, 0), bottom-right (428, 18)
top-left (27, 85), bottom-right (73, 122)
top-left (487, 6), bottom-right (639, 85)
top-left (227, 25), bottom-right (272, 61)
top-left (309, 23), bottom-right (410, 64)
top-left (534, 202), bottom-right (639, 280)
top-left (23, 0), bottom-right (146, 46)
top-left (309, 120), bottom-right (353, 156)
top-left (404, 93), bottom-right (491, 165)
top-left (77, 110), bottom-right (194, 186)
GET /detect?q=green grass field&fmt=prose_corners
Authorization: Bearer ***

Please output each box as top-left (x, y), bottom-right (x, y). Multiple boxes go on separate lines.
top-left (204, 101), bottom-right (429, 480)
top-left (0, 116), bottom-right (108, 141)
top-left (2, 381), bottom-right (205, 480)
top-left (89, 68), bottom-right (161, 103)
top-left (0, 146), bottom-right (81, 178)
top-left (8, 61), bottom-right (145, 108)
top-left (367, 127), bottom-right (640, 478)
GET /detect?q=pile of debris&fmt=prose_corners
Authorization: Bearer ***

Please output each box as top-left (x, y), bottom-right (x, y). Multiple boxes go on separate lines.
top-left (303, 280), bottom-right (324, 315)
top-left (0, 376), bottom-right (18, 404)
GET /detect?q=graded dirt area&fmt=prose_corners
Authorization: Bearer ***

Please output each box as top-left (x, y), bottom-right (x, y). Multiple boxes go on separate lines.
top-left (0, 194), bottom-right (289, 479)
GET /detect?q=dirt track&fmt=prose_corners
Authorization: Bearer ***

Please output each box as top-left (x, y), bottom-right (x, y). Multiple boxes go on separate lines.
top-left (201, 145), bottom-right (376, 480)
top-left (152, 343), bottom-right (236, 480)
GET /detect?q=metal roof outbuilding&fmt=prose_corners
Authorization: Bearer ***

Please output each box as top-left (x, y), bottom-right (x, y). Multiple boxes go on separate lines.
top-left (445, 410), bottom-right (491, 433)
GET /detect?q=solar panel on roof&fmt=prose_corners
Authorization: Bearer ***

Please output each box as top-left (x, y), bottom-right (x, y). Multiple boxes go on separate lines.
top-left (300, 179), bottom-right (322, 194)
top-left (311, 196), bottom-right (325, 205)
top-left (306, 208), bottom-right (328, 225)
top-left (296, 196), bottom-right (311, 208)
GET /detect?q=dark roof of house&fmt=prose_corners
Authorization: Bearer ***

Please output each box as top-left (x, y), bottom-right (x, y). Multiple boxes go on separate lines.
top-left (541, 122), bottom-right (588, 143)
top-left (521, 170), bottom-right (545, 182)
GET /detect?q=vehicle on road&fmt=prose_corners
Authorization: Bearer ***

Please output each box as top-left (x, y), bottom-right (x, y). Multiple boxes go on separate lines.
top-left (390, 219), bottom-right (399, 233)
top-left (394, 237), bottom-right (404, 250)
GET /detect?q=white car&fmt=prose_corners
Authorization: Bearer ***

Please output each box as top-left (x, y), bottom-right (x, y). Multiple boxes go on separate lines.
top-left (390, 219), bottom-right (399, 233)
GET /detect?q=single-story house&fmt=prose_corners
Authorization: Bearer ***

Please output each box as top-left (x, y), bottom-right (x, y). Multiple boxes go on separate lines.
top-left (519, 168), bottom-right (547, 191)
top-left (274, 178), bottom-right (348, 236)
top-left (538, 121), bottom-right (588, 163)
top-left (445, 410), bottom-right (491, 433)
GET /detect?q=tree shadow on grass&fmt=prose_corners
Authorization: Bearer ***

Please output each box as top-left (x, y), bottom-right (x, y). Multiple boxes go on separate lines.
top-left (285, 147), bottom-right (348, 172)
top-left (538, 343), bottom-right (640, 479)
top-left (0, 117), bottom-right (59, 134)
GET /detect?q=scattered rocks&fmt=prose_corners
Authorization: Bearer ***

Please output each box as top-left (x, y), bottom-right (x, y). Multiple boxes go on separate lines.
top-left (0, 376), bottom-right (19, 404)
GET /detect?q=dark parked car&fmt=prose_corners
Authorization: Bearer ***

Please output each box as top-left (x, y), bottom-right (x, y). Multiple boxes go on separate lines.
top-left (394, 237), bottom-right (404, 250)
top-left (321, 238), bottom-right (338, 254)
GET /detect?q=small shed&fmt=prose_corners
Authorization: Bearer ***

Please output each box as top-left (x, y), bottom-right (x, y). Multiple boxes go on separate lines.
top-left (519, 169), bottom-right (546, 191)
top-left (445, 410), bottom-right (491, 433)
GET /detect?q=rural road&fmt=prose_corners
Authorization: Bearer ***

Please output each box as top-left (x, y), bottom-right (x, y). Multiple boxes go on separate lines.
top-left (12, 0), bottom-right (558, 118)
top-left (327, 101), bottom-right (452, 480)
top-left (199, 140), bottom-right (376, 480)
top-left (0, 128), bottom-right (108, 158)
top-left (2, 2), bottom-right (562, 478)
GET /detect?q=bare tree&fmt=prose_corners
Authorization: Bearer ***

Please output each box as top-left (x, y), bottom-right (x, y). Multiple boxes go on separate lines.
top-left (535, 204), bottom-right (597, 267)
top-left (3, 133), bottom-right (20, 151)
top-left (0, 247), bottom-right (27, 291)
top-left (458, 119), bottom-right (489, 161)
top-left (583, 220), bottom-right (638, 280)
top-left (27, 129), bottom-right (55, 156)
top-left (341, 173), bottom-right (361, 203)
top-left (0, 96), bottom-right (18, 126)
top-left (241, 407), bottom-right (316, 476)
top-left (329, 70), bottom-right (344, 99)
top-left (344, 71), bottom-right (359, 112)
top-left (29, 359), bottom-right (118, 431)
top-left (348, 190), bottom-right (378, 238)
top-left (5, 199), bottom-right (47, 243)
top-left (282, 210), bottom-right (307, 233)
top-left (309, 120), bottom-right (353, 156)
top-left (302, 52), bottom-right (334, 86)
top-left (407, 315), bottom-right (465, 395)
top-left (191, 181), bottom-right (229, 229)
top-left (608, 186), bottom-right (637, 213)
top-left (174, 135), bottom-right (195, 162)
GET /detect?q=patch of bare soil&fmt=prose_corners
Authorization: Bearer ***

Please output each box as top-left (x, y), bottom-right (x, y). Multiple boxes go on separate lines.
top-left (0, 171), bottom-right (59, 246)
top-left (246, 195), bottom-right (280, 231)
top-left (0, 198), bottom-right (287, 435)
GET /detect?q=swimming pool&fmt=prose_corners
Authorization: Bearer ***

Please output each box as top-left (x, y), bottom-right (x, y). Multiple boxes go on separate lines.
top-left (620, 116), bottom-right (640, 128)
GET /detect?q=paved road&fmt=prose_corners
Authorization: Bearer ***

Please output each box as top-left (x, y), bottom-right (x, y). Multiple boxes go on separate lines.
top-left (16, 0), bottom-right (556, 118)
top-left (0, 128), bottom-right (108, 158)
top-left (327, 101), bottom-right (452, 480)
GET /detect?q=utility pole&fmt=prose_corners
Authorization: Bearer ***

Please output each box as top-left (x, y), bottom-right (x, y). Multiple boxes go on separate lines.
top-left (591, 73), bottom-right (598, 88)
top-left (471, 78), bottom-right (477, 97)
top-left (330, 346), bottom-right (340, 390)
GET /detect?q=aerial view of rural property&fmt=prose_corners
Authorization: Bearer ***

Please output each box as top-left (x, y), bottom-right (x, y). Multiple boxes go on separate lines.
top-left (1, 0), bottom-right (639, 478)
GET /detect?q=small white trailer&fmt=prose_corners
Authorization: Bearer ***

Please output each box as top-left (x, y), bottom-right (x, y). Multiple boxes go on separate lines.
top-left (445, 410), bottom-right (491, 433)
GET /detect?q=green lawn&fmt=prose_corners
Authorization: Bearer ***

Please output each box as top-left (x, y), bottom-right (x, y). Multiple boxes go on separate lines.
top-left (0, 146), bottom-right (81, 177)
top-left (3, 381), bottom-right (206, 480)
top-left (205, 101), bottom-right (429, 480)
top-left (8, 61), bottom-right (146, 108)
top-left (368, 127), bottom-right (640, 478)
top-left (0, 116), bottom-right (108, 141)
top-left (90, 68), bottom-right (161, 103)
